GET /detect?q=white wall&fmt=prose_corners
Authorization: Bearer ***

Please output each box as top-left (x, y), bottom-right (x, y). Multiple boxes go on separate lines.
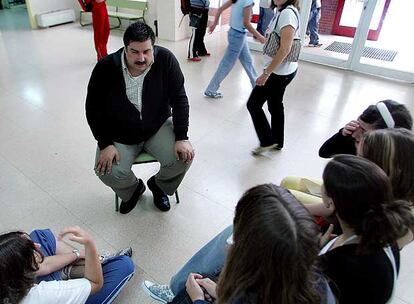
top-left (26, 0), bottom-right (188, 41)
top-left (29, 0), bottom-right (79, 15)
top-left (157, 0), bottom-right (189, 41)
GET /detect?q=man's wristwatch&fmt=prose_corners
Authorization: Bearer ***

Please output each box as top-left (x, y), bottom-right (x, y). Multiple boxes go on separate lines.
top-left (263, 68), bottom-right (270, 76)
top-left (72, 249), bottom-right (80, 261)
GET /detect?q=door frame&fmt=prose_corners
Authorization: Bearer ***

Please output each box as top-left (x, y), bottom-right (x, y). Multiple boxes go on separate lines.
top-left (299, 0), bottom-right (414, 83)
top-left (332, 0), bottom-right (391, 41)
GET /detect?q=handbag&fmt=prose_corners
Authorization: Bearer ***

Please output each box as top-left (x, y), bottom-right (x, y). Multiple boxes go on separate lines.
top-left (263, 7), bottom-right (301, 62)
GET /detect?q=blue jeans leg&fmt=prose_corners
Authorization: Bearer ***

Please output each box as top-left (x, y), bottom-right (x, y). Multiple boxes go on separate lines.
top-left (205, 29), bottom-right (254, 94)
top-left (308, 7), bottom-right (320, 45)
top-left (239, 38), bottom-right (258, 88)
top-left (169, 225), bottom-right (233, 295)
top-left (86, 256), bottom-right (135, 304)
top-left (30, 229), bottom-right (62, 282)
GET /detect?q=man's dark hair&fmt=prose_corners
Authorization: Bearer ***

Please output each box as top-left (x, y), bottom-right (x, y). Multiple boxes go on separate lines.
top-left (123, 22), bottom-right (155, 47)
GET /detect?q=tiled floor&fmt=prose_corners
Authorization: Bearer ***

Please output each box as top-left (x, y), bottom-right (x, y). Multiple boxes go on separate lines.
top-left (1, 6), bottom-right (414, 304)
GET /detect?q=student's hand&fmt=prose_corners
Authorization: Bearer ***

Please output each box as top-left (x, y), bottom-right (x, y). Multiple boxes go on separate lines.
top-left (95, 145), bottom-right (120, 175)
top-left (208, 24), bottom-right (217, 34)
top-left (186, 273), bottom-right (205, 302)
top-left (256, 34), bottom-right (266, 44)
top-left (58, 226), bottom-right (94, 246)
top-left (197, 278), bottom-right (217, 299)
top-left (174, 140), bottom-right (195, 164)
top-left (256, 73), bottom-right (269, 86)
top-left (342, 120), bottom-right (360, 136)
top-left (319, 224), bottom-right (336, 248)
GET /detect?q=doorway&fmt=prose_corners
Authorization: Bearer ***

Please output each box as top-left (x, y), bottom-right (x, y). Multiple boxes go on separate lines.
top-left (300, 0), bottom-right (414, 83)
top-left (0, 0), bottom-right (30, 30)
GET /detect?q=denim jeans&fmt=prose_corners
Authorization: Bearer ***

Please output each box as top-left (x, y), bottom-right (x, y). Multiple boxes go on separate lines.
top-left (256, 7), bottom-right (275, 36)
top-left (247, 71), bottom-right (297, 148)
top-left (205, 28), bottom-right (257, 94)
top-left (308, 6), bottom-right (321, 45)
top-left (169, 225), bottom-right (233, 295)
top-left (30, 229), bottom-right (135, 304)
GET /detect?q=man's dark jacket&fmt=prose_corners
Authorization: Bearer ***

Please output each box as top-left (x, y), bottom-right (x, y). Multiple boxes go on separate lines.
top-left (86, 46), bottom-right (189, 150)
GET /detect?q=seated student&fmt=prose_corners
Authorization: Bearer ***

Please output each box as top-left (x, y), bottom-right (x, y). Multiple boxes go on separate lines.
top-left (282, 128), bottom-right (414, 218)
top-left (319, 155), bottom-right (414, 303)
top-left (319, 100), bottom-right (412, 158)
top-left (146, 128), bottom-right (414, 300)
top-left (143, 184), bottom-right (335, 304)
top-left (302, 128), bottom-right (414, 221)
top-left (0, 226), bottom-right (134, 304)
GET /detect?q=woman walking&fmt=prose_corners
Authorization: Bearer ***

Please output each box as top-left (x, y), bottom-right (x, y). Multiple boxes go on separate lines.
top-left (204, 0), bottom-right (265, 99)
top-left (247, 0), bottom-right (300, 154)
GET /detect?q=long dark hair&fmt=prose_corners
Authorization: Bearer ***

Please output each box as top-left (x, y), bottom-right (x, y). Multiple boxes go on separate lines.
top-left (323, 155), bottom-right (414, 254)
top-left (359, 100), bottom-right (412, 130)
top-left (0, 231), bottom-right (43, 304)
top-left (276, 0), bottom-right (300, 11)
top-left (362, 128), bottom-right (414, 203)
top-left (217, 184), bottom-right (321, 304)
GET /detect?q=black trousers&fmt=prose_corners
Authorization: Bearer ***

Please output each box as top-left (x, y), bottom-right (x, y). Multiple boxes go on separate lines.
top-left (247, 70), bottom-right (297, 148)
top-left (188, 9), bottom-right (209, 58)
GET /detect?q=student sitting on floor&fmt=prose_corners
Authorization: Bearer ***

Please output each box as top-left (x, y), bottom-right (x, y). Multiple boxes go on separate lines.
top-left (0, 226), bottom-right (134, 304)
top-left (318, 155), bottom-right (414, 303)
top-left (319, 99), bottom-right (412, 158)
top-left (143, 184), bottom-right (335, 304)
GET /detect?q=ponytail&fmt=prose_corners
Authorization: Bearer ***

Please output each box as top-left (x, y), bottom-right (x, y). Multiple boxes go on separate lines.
top-left (358, 200), bottom-right (414, 254)
top-left (323, 155), bottom-right (414, 255)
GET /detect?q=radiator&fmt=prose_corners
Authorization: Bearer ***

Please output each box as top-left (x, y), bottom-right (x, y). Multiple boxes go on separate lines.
top-left (36, 9), bottom-right (76, 28)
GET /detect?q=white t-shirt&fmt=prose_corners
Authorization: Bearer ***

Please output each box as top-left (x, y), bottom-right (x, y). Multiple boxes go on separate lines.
top-left (264, 5), bottom-right (300, 75)
top-left (230, 0), bottom-right (254, 32)
top-left (21, 279), bottom-right (91, 304)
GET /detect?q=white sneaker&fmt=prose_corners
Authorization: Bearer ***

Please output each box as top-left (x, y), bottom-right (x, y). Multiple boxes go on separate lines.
top-left (142, 280), bottom-right (175, 303)
top-left (251, 144), bottom-right (279, 155)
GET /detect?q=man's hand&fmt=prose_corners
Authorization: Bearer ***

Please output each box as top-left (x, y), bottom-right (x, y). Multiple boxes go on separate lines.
top-left (95, 145), bottom-right (120, 175)
top-left (342, 120), bottom-right (360, 136)
top-left (174, 140), bottom-right (195, 164)
top-left (186, 273), bottom-right (205, 302)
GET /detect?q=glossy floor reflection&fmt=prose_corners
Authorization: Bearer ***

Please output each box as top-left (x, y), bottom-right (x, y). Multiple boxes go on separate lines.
top-left (0, 9), bottom-right (413, 304)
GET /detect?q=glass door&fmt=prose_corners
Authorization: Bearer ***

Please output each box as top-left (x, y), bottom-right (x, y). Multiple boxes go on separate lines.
top-left (300, 0), bottom-right (414, 82)
top-left (352, 0), bottom-right (414, 82)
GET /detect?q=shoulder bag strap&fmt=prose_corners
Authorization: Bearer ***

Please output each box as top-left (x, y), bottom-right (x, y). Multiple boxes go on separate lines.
top-left (383, 246), bottom-right (398, 304)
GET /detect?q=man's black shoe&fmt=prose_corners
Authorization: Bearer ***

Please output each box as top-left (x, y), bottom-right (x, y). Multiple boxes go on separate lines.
top-left (147, 176), bottom-right (171, 212)
top-left (119, 179), bottom-right (146, 214)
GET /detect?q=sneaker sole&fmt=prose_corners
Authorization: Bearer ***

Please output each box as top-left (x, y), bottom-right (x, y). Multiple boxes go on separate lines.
top-left (141, 282), bottom-right (168, 304)
top-left (203, 93), bottom-right (223, 99)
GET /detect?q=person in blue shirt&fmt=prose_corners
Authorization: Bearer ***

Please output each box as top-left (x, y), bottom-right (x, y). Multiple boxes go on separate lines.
top-left (204, 0), bottom-right (266, 99)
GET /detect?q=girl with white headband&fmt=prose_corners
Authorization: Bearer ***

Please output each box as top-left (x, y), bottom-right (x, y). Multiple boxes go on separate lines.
top-left (319, 99), bottom-right (412, 158)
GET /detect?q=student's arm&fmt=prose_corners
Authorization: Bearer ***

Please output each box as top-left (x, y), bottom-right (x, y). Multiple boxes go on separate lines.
top-left (256, 24), bottom-right (295, 86)
top-left (319, 129), bottom-right (357, 158)
top-left (243, 5), bottom-right (265, 43)
top-left (59, 227), bottom-right (103, 295)
top-left (304, 202), bottom-right (335, 217)
top-left (209, 0), bottom-right (232, 33)
top-left (36, 252), bottom-right (84, 277)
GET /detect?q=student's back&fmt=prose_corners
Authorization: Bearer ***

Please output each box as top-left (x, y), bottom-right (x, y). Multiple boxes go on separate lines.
top-left (320, 155), bottom-right (413, 303)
